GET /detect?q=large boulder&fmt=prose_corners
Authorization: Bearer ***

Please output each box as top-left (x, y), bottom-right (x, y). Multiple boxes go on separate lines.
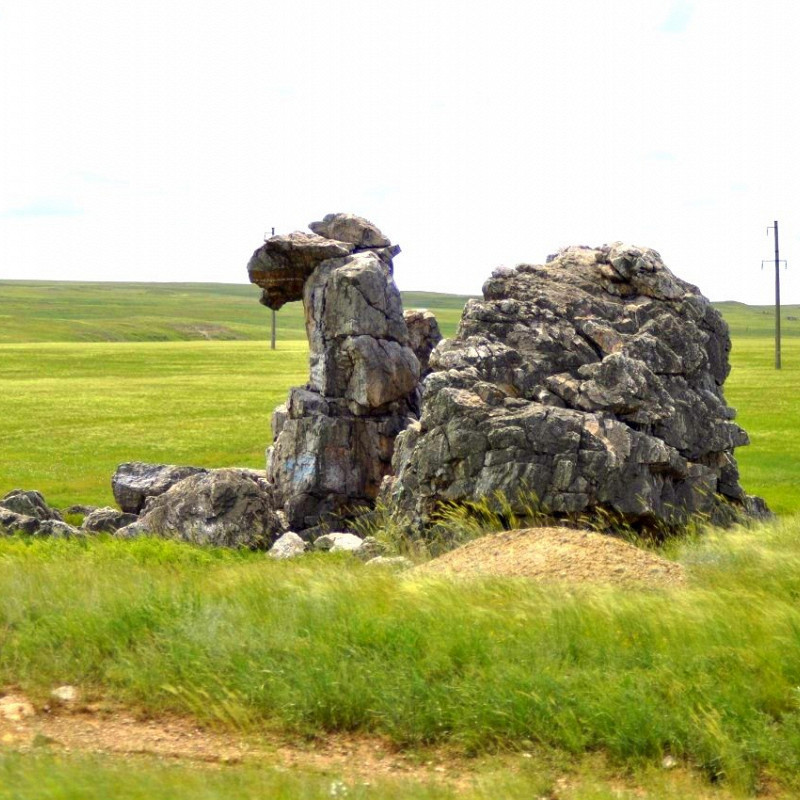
top-left (247, 232), bottom-right (354, 310)
top-left (116, 468), bottom-right (283, 549)
top-left (112, 462), bottom-right (207, 514)
top-left (382, 243), bottom-right (768, 533)
top-left (309, 213), bottom-right (390, 248)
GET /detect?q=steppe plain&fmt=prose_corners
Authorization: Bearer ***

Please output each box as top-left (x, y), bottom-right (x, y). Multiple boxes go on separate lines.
top-left (2, 280), bottom-right (800, 799)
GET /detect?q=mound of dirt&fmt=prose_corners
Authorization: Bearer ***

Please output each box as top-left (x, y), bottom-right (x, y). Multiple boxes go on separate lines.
top-left (414, 527), bottom-right (685, 588)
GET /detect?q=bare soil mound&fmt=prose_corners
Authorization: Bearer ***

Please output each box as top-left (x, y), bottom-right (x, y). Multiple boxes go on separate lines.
top-left (414, 527), bottom-right (685, 588)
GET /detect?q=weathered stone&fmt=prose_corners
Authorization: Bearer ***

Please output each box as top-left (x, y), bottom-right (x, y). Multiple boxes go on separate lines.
top-left (314, 532), bottom-right (365, 552)
top-left (0, 507), bottom-right (81, 537)
top-left (112, 462), bottom-right (207, 514)
top-left (1, 489), bottom-right (62, 521)
top-left (304, 252), bottom-right (419, 412)
top-left (383, 242), bottom-right (768, 533)
top-left (0, 508), bottom-right (41, 535)
top-left (37, 520), bottom-right (83, 538)
top-left (252, 216), bottom-right (421, 532)
top-left (268, 408), bottom-right (411, 531)
top-left (268, 531), bottom-right (307, 559)
top-left (247, 232), bottom-right (354, 310)
top-left (309, 213), bottom-right (390, 248)
top-left (51, 685), bottom-right (79, 704)
top-left (81, 507), bottom-right (139, 533)
top-left (404, 309), bottom-right (443, 377)
top-left (121, 468), bottom-right (283, 549)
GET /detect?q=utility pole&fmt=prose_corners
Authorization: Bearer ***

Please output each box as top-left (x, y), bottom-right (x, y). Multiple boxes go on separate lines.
top-left (765, 221), bottom-right (785, 370)
top-left (270, 227), bottom-right (276, 350)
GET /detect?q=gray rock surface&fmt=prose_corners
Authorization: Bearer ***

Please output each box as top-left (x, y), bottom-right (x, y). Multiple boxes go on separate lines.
top-left (247, 232), bottom-right (354, 311)
top-left (112, 462), bottom-right (207, 514)
top-left (118, 468), bottom-right (283, 549)
top-left (0, 507), bottom-right (82, 538)
top-left (81, 507), bottom-right (139, 533)
top-left (0, 508), bottom-right (41, 535)
top-left (255, 215), bottom-right (421, 532)
top-left (382, 242), bottom-right (768, 533)
top-left (313, 532), bottom-right (365, 552)
top-left (1, 490), bottom-right (62, 521)
top-left (268, 531), bottom-right (308, 559)
top-left (404, 309), bottom-right (443, 378)
top-left (309, 213), bottom-right (390, 248)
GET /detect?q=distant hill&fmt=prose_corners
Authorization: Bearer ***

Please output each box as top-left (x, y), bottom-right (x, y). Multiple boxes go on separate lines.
top-left (0, 280), bottom-right (796, 344)
top-left (0, 281), bottom-right (475, 343)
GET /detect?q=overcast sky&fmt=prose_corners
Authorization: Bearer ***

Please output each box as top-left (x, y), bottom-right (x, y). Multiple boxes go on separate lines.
top-left (2, 0), bottom-right (799, 304)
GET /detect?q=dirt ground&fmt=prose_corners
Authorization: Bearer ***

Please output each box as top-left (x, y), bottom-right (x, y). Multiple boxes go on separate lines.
top-left (0, 691), bottom-right (469, 784)
top-left (414, 526), bottom-right (685, 588)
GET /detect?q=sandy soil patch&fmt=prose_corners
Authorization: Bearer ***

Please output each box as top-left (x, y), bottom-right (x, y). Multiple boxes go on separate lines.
top-left (414, 527), bottom-right (685, 588)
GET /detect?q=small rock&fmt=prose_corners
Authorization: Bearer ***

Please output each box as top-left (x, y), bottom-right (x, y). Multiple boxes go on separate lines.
top-left (50, 685), bottom-right (79, 704)
top-left (314, 532), bottom-right (364, 552)
top-left (37, 520), bottom-right (83, 538)
top-left (0, 508), bottom-right (41, 535)
top-left (269, 531), bottom-right (307, 559)
top-left (661, 754), bottom-right (677, 769)
top-left (81, 507), bottom-right (139, 533)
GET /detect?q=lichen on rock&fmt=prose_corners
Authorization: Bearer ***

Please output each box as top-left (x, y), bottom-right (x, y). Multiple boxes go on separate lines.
top-left (381, 242), bottom-right (769, 534)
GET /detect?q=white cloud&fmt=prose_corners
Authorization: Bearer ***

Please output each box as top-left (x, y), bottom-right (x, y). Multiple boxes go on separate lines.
top-left (2, 0), bottom-right (799, 304)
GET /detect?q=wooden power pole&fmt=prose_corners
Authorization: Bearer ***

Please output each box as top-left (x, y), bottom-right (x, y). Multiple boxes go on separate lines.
top-left (766, 221), bottom-right (784, 370)
top-left (270, 227), bottom-right (276, 350)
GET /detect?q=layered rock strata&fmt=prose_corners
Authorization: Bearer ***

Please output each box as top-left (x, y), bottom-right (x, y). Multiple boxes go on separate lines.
top-left (253, 214), bottom-right (421, 531)
top-left (382, 243), bottom-right (768, 533)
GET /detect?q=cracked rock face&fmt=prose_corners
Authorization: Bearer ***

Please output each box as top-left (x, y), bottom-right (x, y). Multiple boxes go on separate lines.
top-left (117, 469), bottom-right (283, 548)
top-left (257, 215), bottom-right (421, 532)
top-left (382, 243), bottom-right (769, 532)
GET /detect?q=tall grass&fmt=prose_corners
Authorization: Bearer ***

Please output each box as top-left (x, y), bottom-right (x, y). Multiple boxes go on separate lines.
top-left (3, 520), bottom-right (800, 791)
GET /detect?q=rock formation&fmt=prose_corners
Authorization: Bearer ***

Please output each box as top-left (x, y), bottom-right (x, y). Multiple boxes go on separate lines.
top-left (251, 214), bottom-right (421, 531)
top-left (403, 309), bottom-right (442, 378)
top-left (382, 243), bottom-right (768, 534)
top-left (116, 468), bottom-right (282, 548)
top-left (0, 490), bottom-right (81, 538)
top-left (7, 225), bottom-right (766, 550)
top-left (112, 462), bottom-right (207, 514)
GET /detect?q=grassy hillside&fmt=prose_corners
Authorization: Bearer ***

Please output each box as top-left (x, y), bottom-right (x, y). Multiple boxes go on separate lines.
top-left (715, 300), bottom-right (800, 338)
top-left (0, 281), bottom-right (473, 343)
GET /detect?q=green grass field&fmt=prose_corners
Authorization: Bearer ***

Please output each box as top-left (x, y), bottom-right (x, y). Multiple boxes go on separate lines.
top-left (2, 282), bottom-right (800, 797)
top-left (1, 281), bottom-right (797, 512)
